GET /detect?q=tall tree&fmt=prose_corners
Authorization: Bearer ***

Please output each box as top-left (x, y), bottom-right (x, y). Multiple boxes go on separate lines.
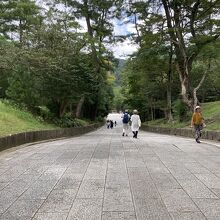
top-left (0, 0), bottom-right (41, 45)
top-left (126, 0), bottom-right (220, 111)
top-left (161, 0), bottom-right (220, 110)
top-left (58, 0), bottom-right (122, 118)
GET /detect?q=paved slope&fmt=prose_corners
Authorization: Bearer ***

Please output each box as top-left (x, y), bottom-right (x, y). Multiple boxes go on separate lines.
top-left (0, 114), bottom-right (220, 220)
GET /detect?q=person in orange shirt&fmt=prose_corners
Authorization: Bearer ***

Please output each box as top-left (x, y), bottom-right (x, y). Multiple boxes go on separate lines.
top-left (191, 105), bottom-right (205, 143)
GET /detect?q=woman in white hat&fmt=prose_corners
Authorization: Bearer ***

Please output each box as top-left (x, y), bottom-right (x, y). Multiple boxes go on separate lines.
top-left (130, 109), bottom-right (141, 138)
top-left (191, 105), bottom-right (205, 143)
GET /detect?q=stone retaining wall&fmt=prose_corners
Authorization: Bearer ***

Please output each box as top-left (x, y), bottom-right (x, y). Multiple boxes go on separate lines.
top-left (0, 123), bottom-right (103, 151)
top-left (141, 125), bottom-right (220, 142)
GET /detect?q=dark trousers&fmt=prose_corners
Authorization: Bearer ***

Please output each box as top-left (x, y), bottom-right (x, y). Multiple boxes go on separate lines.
top-left (133, 131), bottom-right (138, 138)
top-left (194, 124), bottom-right (202, 141)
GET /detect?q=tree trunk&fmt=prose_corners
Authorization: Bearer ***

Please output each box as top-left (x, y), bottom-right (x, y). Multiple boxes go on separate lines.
top-left (59, 101), bottom-right (68, 118)
top-left (177, 64), bottom-right (194, 110)
top-left (167, 45), bottom-right (173, 122)
top-left (76, 96), bottom-right (85, 118)
top-left (193, 69), bottom-right (208, 109)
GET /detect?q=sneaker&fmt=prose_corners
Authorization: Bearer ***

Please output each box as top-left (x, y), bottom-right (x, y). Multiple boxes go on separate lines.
top-left (122, 133), bottom-right (125, 136)
top-left (196, 139), bottom-right (201, 143)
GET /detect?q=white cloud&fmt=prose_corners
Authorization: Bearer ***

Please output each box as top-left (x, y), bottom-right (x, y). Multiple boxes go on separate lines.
top-left (112, 18), bottom-right (138, 58)
top-left (111, 39), bottom-right (139, 59)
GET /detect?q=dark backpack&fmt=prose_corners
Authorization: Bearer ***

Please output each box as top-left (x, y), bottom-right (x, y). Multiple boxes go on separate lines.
top-left (123, 113), bottom-right (129, 123)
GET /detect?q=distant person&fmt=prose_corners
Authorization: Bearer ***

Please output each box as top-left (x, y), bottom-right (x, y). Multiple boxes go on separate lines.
top-left (122, 110), bottom-right (130, 136)
top-left (131, 109), bottom-right (141, 138)
top-left (106, 120), bottom-right (110, 129)
top-left (114, 121), bottom-right (117, 127)
top-left (110, 120), bottom-right (114, 129)
top-left (191, 105), bottom-right (205, 143)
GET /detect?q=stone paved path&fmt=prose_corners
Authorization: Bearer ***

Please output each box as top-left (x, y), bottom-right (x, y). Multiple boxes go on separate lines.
top-left (1, 114), bottom-right (220, 220)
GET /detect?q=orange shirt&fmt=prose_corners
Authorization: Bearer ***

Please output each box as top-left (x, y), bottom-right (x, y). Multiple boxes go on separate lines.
top-left (191, 112), bottom-right (203, 125)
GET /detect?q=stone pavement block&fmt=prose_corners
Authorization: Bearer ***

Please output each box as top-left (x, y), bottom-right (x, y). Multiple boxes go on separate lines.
top-left (151, 173), bottom-right (181, 189)
top-left (0, 167), bottom-right (26, 182)
top-left (42, 166), bottom-right (67, 177)
top-left (169, 211), bottom-right (206, 220)
top-left (103, 196), bottom-right (134, 212)
top-left (195, 173), bottom-right (220, 189)
top-left (127, 167), bottom-right (150, 180)
top-left (134, 198), bottom-right (171, 220)
top-left (106, 171), bottom-right (128, 182)
top-left (83, 169), bottom-right (107, 180)
top-left (20, 180), bottom-right (56, 200)
top-left (57, 151), bottom-right (78, 160)
top-left (177, 178), bottom-right (218, 199)
top-left (32, 212), bottom-right (68, 220)
top-left (53, 158), bottom-right (73, 166)
top-left (54, 176), bottom-right (81, 190)
top-left (105, 185), bottom-right (131, 198)
top-left (167, 166), bottom-right (195, 180)
top-left (106, 180), bottom-right (130, 189)
top-left (193, 198), bottom-right (220, 219)
top-left (125, 158), bottom-right (146, 168)
top-left (66, 162), bottom-right (88, 174)
top-left (184, 162), bottom-right (211, 174)
top-left (159, 189), bottom-right (200, 212)
top-left (93, 152), bottom-right (109, 160)
top-left (23, 166), bottom-right (50, 177)
top-left (67, 198), bottom-right (102, 220)
top-left (130, 179), bottom-right (160, 199)
top-left (107, 163), bottom-right (127, 172)
top-left (102, 211), bottom-right (136, 220)
top-left (144, 158), bottom-right (170, 174)
top-left (77, 179), bottom-right (105, 198)
top-left (0, 190), bottom-right (18, 214)
top-left (211, 188), bottom-right (220, 199)
top-left (0, 199), bottom-right (43, 219)
top-left (0, 181), bottom-right (9, 190)
top-left (3, 179), bottom-right (31, 197)
top-left (0, 168), bottom-right (8, 175)
top-left (38, 189), bottom-right (77, 213)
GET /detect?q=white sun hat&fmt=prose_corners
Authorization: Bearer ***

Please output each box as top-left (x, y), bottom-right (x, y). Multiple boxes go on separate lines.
top-left (195, 105), bottom-right (201, 110)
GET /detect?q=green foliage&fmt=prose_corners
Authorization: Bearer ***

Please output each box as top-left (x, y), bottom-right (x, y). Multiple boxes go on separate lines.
top-left (6, 65), bottom-right (41, 108)
top-left (0, 100), bottom-right (57, 137)
top-left (145, 101), bottom-right (220, 131)
top-left (172, 99), bottom-right (190, 122)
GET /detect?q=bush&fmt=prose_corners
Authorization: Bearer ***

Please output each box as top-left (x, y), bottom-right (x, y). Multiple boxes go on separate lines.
top-left (53, 114), bottom-right (89, 128)
top-left (35, 106), bottom-right (54, 120)
top-left (173, 99), bottom-right (190, 122)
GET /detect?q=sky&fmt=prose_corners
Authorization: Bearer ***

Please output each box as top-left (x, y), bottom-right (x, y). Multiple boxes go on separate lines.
top-left (111, 18), bottom-right (139, 59)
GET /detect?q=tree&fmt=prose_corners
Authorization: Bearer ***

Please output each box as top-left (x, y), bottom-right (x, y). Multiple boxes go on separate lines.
top-left (0, 0), bottom-right (42, 45)
top-left (125, 0), bottom-right (220, 112)
top-left (57, 0), bottom-right (122, 118)
top-left (161, 0), bottom-right (220, 110)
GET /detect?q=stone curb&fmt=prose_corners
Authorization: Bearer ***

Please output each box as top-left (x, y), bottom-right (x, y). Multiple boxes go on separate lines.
top-left (141, 125), bottom-right (220, 142)
top-left (0, 122), bottom-right (104, 151)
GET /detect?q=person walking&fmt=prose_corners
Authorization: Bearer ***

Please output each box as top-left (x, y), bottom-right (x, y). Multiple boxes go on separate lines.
top-left (131, 109), bottom-right (141, 138)
top-left (191, 105), bottom-right (205, 143)
top-left (122, 110), bottom-right (130, 136)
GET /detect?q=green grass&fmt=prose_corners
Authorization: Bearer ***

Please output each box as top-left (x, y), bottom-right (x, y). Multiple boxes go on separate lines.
top-left (202, 101), bottom-right (220, 130)
top-left (144, 101), bottom-right (220, 131)
top-left (0, 101), bottom-right (58, 137)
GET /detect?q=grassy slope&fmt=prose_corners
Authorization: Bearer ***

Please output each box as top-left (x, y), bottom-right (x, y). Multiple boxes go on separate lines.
top-left (0, 101), bottom-right (57, 137)
top-left (145, 101), bottom-right (220, 131)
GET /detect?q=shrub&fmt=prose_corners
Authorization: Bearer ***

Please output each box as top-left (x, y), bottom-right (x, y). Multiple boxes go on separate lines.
top-left (173, 99), bottom-right (190, 122)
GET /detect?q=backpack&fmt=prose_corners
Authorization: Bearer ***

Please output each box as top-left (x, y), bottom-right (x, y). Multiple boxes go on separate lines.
top-left (123, 113), bottom-right (129, 123)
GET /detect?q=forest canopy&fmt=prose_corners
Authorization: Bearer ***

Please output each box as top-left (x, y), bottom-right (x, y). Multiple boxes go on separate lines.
top-left (0, 0), bottom-right (220, 125)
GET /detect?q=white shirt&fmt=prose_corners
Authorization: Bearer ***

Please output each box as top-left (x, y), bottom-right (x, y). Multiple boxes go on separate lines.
top-left (131, 114), bottom-right (141, 131)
